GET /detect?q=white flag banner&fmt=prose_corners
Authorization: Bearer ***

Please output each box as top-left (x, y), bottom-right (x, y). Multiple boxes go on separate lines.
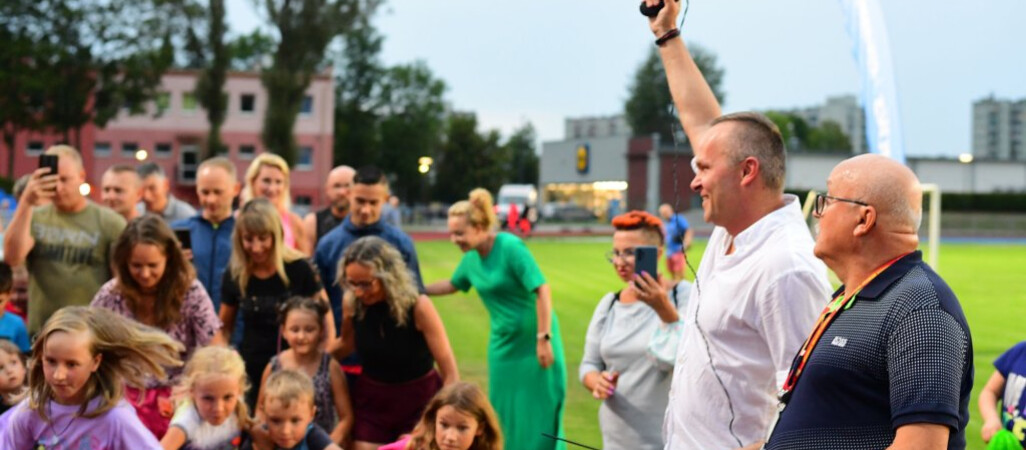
top-left (839, 0), bottom-right (906, 163)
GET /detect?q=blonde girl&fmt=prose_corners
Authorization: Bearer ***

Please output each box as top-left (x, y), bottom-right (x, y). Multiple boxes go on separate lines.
top-left (219, 198), bottom-right (331, 410)
top-left (161, 346), bottom-right (251, 450)
top-left (240, 153), bottom-right (309, 254)
top-left (2, 306), bottom-right (182, 448)
top-left (381, 382), bottom-right (503, 450)
top-left (0, 339), bottom-right (28, 416)
top-left (259, 296), bottom-right (353, 445)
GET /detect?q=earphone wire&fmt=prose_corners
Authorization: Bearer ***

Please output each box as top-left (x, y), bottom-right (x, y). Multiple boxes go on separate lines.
top-left (666, 2), bottom-right (743, 446)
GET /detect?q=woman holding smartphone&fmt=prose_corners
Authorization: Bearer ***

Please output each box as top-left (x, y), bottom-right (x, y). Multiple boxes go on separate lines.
top-left (578, 210), bottom-right (690, 450)
top-left (425, 188), bottom-right (566, 450)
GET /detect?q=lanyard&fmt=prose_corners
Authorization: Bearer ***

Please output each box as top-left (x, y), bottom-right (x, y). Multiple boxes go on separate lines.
top-left (778, 252), bottom-right (910, 404)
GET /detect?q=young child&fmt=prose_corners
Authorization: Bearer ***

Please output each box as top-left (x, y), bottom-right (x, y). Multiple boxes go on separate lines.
top-left (979, 340), bottom-right (1026, 448)
top-left (1, 306), bottom-right (183, 449)
top-left (259, 296), bottom-right (352, 445)
top-left (161, 346), bottom-right (252, 450)
top-left (0, 339), bottom-right (27, 416)
top-left (252, 370), bottom-right (341, 450)
top-left (0, 263), bottom-right (30, 353)
top-left (381, 382), bottom-right (503, 450)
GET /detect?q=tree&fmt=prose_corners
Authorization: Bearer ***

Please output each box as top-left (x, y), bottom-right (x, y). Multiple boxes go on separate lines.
top-left (807, 120), bottom-right (852, 152)
top-left (333, 15), bottom-right (385, 168)
top-left (0, 28), bottom-right (50, 177)
top-left (376, 62), bottom-right (447, 201)
top-left (624, 44), bottom-right (725, 143)
top-left (227, 31), bottom-right (276, 71)
top-left (260, 0), bottom-right (379, 166)
top-left (505, 123), bottom-right (539, 185)
top-left (189, 0), bottom-right (229, 160)
top-left (434, 113), bottom-right (509, 203)
top-left (0, 0), bottom-right (186, 149)
top-left (765, 111), bottom-right (810, 151)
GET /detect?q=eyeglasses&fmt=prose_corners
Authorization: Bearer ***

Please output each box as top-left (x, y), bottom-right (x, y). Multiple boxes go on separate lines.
top-left (814, 193), bottom-right (869, 217)
top-left (605, 248), bottom-right (637, 264)
top-left (343, 279), bottom-right (377, 291)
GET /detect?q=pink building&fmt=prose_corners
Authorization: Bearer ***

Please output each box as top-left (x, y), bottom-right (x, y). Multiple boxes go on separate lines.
top-left (3, 69), bottom-right (335, 210)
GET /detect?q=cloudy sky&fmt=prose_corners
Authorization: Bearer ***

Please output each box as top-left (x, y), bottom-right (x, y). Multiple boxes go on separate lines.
top-left (226, 0), bottom-right (1026, 158)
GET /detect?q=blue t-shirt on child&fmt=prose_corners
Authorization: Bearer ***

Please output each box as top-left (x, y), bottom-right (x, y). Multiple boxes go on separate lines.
top-left (0, 312), bottom-right (30, 352)
top-left (995, 341), bottom-right (1026, 445)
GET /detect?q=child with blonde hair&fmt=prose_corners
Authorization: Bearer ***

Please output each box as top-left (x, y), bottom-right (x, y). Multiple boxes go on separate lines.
top-left (259, 296), bottom-right (352, 445)
top-left (250, 370), bottom-right (341, 450)
top-left (2, 306), bottom-right (183, 448)
top-left (381, 381), bottom-right (503, 450)
top-left (162, 346), bottom-right (252, 450)
top-left (0, 339), bottom-right (28, 415)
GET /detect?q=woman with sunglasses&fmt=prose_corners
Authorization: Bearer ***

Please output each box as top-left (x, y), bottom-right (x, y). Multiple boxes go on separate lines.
top-left (425, 188), bottom-right (566, 450)
top-left (218, 198), bottom-right (331, 410)
top-left (334, 236), bottom-right (457, 450)
top-left (579, 210), bottom-right (691, 450)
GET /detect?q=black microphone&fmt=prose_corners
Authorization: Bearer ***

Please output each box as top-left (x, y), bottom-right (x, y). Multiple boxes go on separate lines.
top-left (639, 0), bottom-right (665, 17)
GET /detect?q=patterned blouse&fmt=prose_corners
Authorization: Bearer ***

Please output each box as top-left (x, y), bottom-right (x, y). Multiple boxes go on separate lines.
top-left (91, 278), bottom-right (222, 382)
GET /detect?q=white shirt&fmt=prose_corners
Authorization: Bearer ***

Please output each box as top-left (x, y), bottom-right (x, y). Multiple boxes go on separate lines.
top-left (662, 195), bottom-right (831, 449)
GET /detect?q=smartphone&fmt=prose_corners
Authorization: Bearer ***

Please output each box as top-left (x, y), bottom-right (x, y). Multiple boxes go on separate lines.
top-left (634, 245), bottom-right (658, 278)
top-left (173, 228), bottom-right (192, 250)
top-left (39, 154), bottom-right (58, 176)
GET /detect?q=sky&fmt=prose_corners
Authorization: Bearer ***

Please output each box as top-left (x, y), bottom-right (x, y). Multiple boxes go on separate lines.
top-left (226, 0), bottom-right (1026, 158)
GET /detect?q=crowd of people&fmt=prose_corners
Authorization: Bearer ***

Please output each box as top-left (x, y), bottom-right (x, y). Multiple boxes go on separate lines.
top-left (0, 3), bottom-right (1019, 450)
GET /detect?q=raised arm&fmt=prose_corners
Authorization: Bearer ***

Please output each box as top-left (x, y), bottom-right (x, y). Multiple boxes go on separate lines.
top-left (644, 0), bottom-right (723, 144)
top-left (425, 279), bottom-right (457, 296)
top-left (3, 168), bottom-right (55, 266)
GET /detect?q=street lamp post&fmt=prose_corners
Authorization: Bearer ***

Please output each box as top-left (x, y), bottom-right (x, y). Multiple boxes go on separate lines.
top-left (958, 153), bottom-right (974, 193)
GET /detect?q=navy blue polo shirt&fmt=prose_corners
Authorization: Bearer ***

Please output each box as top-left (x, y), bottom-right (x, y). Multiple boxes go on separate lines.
top-left (171, 214), bottom-right (235, 311)
top-left (766, 251), bottom-right (973, 450)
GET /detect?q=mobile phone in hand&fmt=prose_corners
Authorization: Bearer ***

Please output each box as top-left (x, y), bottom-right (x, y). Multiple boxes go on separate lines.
top-left (174, 228), bottom-right (192, 249)
top-left (39, 154), bottom-right (58, 176)
top-left (634, 245), bottom-right (658, 278)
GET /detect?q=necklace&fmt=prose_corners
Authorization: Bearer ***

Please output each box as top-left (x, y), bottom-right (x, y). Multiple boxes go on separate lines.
top-left (41, 402), bottom-right (79, 447)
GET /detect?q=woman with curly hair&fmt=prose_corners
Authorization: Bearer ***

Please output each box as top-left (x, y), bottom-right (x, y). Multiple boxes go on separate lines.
top-left (425, 188), bottom-right (565, 450)
top-left (579, 210), bottom-right (691, 449)
top-left (91, 214), bottom-right (222, 438)
top-left (334, 236), bottom-right (458, 450)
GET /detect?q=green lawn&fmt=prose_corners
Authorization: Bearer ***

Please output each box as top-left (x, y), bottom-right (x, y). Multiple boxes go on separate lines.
top-left (416, 237), bottom-right (1026, 450)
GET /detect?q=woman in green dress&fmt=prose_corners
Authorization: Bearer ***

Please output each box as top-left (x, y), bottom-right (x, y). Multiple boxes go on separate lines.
top-left (426, 188), bottom-right (566, 450)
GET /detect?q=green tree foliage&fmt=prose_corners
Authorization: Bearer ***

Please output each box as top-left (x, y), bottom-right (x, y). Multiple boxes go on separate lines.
top-left (807, 120), bottom-right (853, 151)
top-left (0, 0), bottom-right (187, 149)
top-left (227, 31), bottom-right (276, 72)
top-left (189, 0), bottom-right (229, 160)
top-left (505, 123), bottom-right (539, 185)
top-left (766, 111), bottom-right (852, 153)
top-left (376, 62), bottom-right (448, 201)
top-left (625, 44), bottom-right (726, 142)
top-left (333, 15), bottom-right (385, 169)
top-left (260, 0), bottom-right (379, 166)
top-left (434, 113), bottom-right (510, 203)
top-left (0, 28), bottom-right (49, 177)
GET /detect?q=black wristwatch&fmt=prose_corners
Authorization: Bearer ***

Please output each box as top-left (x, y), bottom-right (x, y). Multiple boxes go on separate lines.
top-left (537, 332), bottom-right (551, 342)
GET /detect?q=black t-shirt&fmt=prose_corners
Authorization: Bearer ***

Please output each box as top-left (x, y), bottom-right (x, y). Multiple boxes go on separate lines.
top-left (355, 301), bottom-right (434, 383)
top-left (240, 423), bottom-right (333, 450)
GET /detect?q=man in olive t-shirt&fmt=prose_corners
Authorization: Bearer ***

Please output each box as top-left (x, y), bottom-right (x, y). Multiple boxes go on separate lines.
top-left (3, 145), bottom-right (126, 333)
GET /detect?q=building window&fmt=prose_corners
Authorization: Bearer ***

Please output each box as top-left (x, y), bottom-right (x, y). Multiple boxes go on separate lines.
top-left (95, 142), bottom-right (111, 157)
top-left (295, 195), bottom-right (312, 206)
top-left (299, 96), bottom-right (313, 115)
top-left (121, 142), bottom-right (139, 158)
top-left (240, 94), bottom-right (256, 113)
top-left (155, 142), bottom-right (172, 158)
top-left (297, 146), bottom-right (313, 170)
top-left (155, 92), bottom-right (171, 113)
top-left (239, 144), bottom-right (256, 159)
top-left (178, 145), bottom-right (199, 184)
top-left (182, 93), bottom-right (198, 112)
top-left (25, 141), bottom-right (45, 156)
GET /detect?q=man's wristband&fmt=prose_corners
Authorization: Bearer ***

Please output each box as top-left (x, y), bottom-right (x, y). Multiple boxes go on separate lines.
top-left (655, 28), bottom-right (680, 47)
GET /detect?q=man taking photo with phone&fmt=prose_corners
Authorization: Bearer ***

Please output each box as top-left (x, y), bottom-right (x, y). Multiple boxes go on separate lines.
top-left (3, 145), bottom-right (126, 334)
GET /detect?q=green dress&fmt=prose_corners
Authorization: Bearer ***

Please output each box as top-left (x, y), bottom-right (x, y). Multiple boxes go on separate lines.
top-left (451, 232), bottom-right (567, 450)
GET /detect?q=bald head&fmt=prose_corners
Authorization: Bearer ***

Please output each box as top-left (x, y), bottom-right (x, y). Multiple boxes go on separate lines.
top-left (658, 203), bottom-right (673, 220)
top-left (832, 154), bottom-right (922, 232)
top-left (325, 165), bottom-right (355, 213)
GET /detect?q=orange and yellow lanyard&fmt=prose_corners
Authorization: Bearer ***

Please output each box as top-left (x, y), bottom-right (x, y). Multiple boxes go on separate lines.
top-left (778, 252), bottom-right (910, 404)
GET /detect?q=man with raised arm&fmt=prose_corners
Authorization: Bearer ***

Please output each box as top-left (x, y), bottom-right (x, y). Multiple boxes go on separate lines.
top-left (641, 2), bottom-right (832, 448)
top-left (761, 155), bottom-right (972, 450)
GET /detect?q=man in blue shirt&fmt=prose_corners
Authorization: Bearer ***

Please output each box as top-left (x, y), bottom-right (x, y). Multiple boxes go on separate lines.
top-left (172, 157), bottom-right (239, 315)
top-left (658, 203), bottom-right (693, 282)
top-left (762, 154), bottom-right (973, 450)
top-left (315, 166), bottom-right (423, 379)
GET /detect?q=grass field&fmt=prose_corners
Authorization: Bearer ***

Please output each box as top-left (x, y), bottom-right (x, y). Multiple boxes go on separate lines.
top-left (416, 237), bottom-right (1026, 449)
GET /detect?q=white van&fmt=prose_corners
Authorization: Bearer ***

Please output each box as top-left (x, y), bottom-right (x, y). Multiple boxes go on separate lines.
top-left (495, 184), bottom-right (538, 227)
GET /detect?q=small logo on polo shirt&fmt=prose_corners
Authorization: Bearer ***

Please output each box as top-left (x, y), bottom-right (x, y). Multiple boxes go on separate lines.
top-left (831, 336), bottom-right (848, 348)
